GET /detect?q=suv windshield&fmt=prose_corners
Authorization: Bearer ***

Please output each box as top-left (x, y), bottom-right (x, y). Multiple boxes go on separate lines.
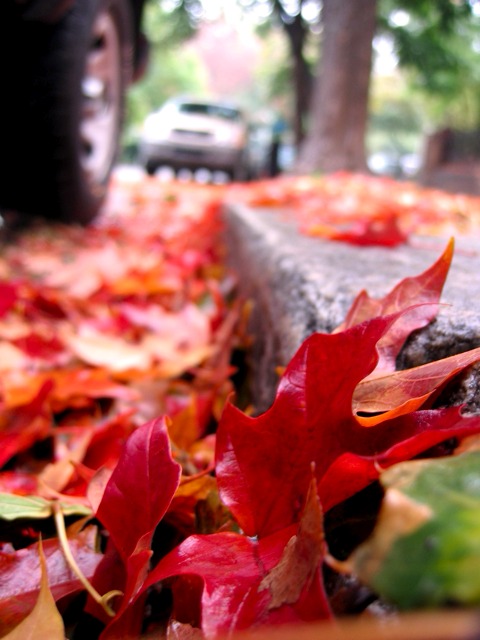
top-left (177, 103), bottom-right (241, 121)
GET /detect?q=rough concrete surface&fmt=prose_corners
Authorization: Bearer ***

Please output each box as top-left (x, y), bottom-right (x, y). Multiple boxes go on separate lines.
top-left (224, 203), bottom-right (480, 413)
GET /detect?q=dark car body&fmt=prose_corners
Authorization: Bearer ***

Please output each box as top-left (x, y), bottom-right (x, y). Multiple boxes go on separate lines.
top-left (3, 0), bottom-right (147, 73)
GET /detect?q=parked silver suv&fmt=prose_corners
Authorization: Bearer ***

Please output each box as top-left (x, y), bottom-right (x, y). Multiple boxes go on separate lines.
top-left (0, 0), bottom-right (147, 224)
top-left (138, 98), bottom-right (253, 181)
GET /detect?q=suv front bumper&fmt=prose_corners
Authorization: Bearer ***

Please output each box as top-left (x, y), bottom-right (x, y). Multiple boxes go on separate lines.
top-left (139, 142), bottom-right (245, 172)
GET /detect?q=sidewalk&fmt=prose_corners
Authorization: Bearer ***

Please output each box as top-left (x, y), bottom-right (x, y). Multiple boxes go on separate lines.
top-left (224, 202), bottom-right (480, 412)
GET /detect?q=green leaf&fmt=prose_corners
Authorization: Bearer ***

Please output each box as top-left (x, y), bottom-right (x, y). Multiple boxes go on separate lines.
top-left (348, 451), bottom-right (480, 609)
top-left (0, 494), bottom-right (91, 521)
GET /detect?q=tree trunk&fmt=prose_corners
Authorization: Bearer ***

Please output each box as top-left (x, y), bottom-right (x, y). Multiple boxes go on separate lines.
top-left (295, 0), bottom-right (377, 174)
top-left (280, 11), bottom-right (312, 146)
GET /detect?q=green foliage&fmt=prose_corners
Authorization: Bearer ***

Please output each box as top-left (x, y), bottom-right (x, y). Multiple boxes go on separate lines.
top-left (351, 451), bottom-right (480, 609)
top-left (126, 47), bottom-right (207, 124)
top-left (241, 0), bottom-right (480, 142)
top-left (124, 0), bottom-right (480, 159)
top-left (367, 72), bottom-right (424, 159)
top-left (122, 48), bottom-right (207, 159)
top-left (251, 28), bottom-right (292, 106)
top-left (0, 494), bottom-right (91, 520)
top-left (142, 0), bottom-right (195, 46)
top-left (378, 0), bottom-right (480, 128)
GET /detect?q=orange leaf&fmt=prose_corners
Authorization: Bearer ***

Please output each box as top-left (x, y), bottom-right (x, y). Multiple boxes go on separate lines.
top-left (354, 347), bottom-right (480, 425)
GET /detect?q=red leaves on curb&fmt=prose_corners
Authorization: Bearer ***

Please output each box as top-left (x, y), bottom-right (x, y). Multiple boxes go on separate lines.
top-left (336, 238), bottom-right (454, 373)
top-left (227, 173), bottom-right (480, 244)
top-left (217, 313), bottom-right (480, 521)
top-left (141, 239), bottom-right (480, 636)
top-left (1, 175), bottom-right (480, 638)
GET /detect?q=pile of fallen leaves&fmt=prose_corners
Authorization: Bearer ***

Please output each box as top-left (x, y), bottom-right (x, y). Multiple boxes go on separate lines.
top-left (2, 172), bottom-right (480, 639)
top-left (227, 172), bottom-right (480, 245)
top-left (0, 178), bottom-right (241, 637)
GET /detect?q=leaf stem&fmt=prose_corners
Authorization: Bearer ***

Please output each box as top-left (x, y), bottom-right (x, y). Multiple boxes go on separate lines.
top-left (179, 462), bottom-right (216, 485)
top-left (52, 501), bottom-right (123, 617)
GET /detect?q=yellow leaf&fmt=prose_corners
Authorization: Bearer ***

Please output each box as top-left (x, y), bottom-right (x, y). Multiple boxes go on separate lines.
top-left (1, 542), bottom-right (65, 640)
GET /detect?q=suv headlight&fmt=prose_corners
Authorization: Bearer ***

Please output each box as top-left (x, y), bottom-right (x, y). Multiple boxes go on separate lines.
top-left (215, 126), bottom-right (246, 148)
top-left (142, 114), bottom-right (171, 143)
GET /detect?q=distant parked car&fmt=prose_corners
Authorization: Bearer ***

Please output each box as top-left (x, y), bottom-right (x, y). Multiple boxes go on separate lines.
top-left (0, 0), bottom-right (147, 224)
top-left (138, 98), bottom-right (253, 181)
top-left (368, 150), bottom-right (420, 179)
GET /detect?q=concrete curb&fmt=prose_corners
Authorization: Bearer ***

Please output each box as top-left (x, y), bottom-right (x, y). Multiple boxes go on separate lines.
top-left (224, 203), bottom-right (480, 413)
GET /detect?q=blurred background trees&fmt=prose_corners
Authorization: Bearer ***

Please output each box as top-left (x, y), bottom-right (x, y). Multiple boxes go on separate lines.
top-left (124, 0), bottom-right (480, 178)
top-left (295, 0), bottom-right (377, 173)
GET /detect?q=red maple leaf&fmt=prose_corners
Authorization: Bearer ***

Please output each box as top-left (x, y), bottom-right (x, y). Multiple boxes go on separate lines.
top-left (0, 282), bottom-right (18, 318)
top-left (132, 243), bottom-right (480, 636)
top-left (87, 416), bottom-right (181, 637)
top-left (216, 312), bottom-right (480, 528)
top-left (308, 211), bottom-right (408, 247)
top-left (144, 474), bottom-right (332, 638)
top-left (336, 238), bottom-right (454, 373)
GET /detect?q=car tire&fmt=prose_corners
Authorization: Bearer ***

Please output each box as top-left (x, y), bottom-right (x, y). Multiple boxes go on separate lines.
top-left (145, 160), bottom-right (158, 176)
top-left (0, 0), bottom-right (133, 224)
